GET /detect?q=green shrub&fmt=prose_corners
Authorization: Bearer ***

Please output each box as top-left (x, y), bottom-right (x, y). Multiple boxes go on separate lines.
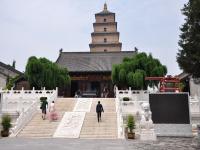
top-left (123, 97), bottom-right (130, 101)
top-left (1, 114), bottom-right (12, 131)
top-left (127, 115), bottom-right (135, 133)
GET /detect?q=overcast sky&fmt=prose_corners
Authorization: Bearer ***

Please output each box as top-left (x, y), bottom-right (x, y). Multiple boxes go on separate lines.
top-left (0, 0), bottom-right (188, 75)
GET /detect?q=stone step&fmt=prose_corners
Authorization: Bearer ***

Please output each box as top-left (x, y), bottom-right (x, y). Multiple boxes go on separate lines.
top-left (22, 126), bottom-right (57, 130)
top-left (18, 98), bottom-right (77, 137)
top-left (80, 111), bottom-right (117, 139)
top-left (18, 98), bottom-right (117, 138)
top-left (17, 133), bottom-right (52, 137)
top-left (19, 130), bottom-right (54, 134)
top-left (80, 130), bottom-right (117, 134)
top-left (80, 135), bottom-right (117, 139)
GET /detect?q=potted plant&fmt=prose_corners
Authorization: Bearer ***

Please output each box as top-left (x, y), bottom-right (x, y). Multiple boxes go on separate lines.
top-left (126, 114), bottom-right (135, 139)
top-left (1, 114), bottom-right (12, 137)
top-left (123, 97), bottom-right (130, 101)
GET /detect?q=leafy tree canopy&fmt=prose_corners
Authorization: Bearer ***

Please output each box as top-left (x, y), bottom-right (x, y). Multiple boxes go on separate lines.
top-left (25, 56), bottom-right (71, 90)
top-left (177, 0), bottom-right (200, 77)
top-left (112, 52), bottom-right (167, 90)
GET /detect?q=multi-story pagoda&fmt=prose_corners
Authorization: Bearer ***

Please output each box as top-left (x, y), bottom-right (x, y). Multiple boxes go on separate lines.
top-left (89, 3), bottom-right (122, 52)
top-left (56, 4), bottom-right (135, 97)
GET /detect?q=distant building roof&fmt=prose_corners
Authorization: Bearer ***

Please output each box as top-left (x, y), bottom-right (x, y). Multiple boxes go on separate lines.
top-left (178, 72), bottom-right (191, 80)
top-left (56, 51), bottom-right (136, 72)
top-left (0, 61), bottom-right (22, 75)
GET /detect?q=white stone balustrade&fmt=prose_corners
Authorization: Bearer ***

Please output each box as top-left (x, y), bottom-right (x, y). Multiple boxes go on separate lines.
top-left (116, 86), bottom-right (200, 118)
top-left (115, 87), bottom-right (146, 139)
top-left (116, 97), bottom-right (124, 139)
top-left (10, 100), bottom-right (38, 137)
top-left (116, 87), bottom-right (149, 102)
top-left (0, 87), bottom-right (58, 113)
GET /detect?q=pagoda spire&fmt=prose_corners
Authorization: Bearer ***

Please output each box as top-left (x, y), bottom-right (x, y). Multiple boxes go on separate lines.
top-left (104, 2), bottom-right (107, 11)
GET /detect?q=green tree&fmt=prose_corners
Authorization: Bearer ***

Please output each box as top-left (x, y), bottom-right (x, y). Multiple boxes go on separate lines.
top-left (112, 52), bottom-right (167, 90)
top-left (177, 0), bottom-right (200, 77)
top-left (6, 75), bottom-right (21, 90)
top-left (119, 68), bottom-right (126, 87)
top-left (25, 56), bottom-right (71, 90)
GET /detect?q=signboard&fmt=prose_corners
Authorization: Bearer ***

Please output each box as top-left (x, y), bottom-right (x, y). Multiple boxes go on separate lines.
top-left (149, 93), bottom-right (190, 124)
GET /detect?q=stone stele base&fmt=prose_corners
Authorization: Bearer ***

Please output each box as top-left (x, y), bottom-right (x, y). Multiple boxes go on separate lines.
top-left (140, 129), bottom-right (157, 141)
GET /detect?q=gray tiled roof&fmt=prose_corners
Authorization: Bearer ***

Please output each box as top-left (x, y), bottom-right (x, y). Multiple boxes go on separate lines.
top-left (56, 51), bottom-right (136, 72)
top-left (0, 61), bottom-right (22, 75)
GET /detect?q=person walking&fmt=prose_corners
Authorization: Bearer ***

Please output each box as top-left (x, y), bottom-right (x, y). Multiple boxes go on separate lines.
top-left (40, 99), bottom-right (48, 120)
top-left (96, 101), bottom-right (104, 122)
top-left (49, 101), bottom-right (58, 121)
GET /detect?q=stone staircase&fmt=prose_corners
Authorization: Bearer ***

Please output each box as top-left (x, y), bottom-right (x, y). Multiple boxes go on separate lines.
top-left (80, 98), bottom-right (117, 139)
top-left (17, 98), bottom-right (76, 138)
top-left (17, 98), bottom-right (117, 139)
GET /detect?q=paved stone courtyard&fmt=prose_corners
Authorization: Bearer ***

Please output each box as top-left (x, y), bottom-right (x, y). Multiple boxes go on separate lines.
top-left (0, 137), bottom-right (199, 150)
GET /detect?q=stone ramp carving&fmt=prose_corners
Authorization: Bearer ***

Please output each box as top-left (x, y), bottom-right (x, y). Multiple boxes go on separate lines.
top-left (73, 98), bottom-right (92, 112)
top-left (53, 112), bottom-right (85, 138)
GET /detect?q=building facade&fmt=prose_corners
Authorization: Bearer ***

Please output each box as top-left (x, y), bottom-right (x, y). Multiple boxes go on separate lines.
top-left (179, 72), bottom-right (200, 97)
top-left (56, 4), bottom-right (135, 97)
top-left (0, 61), bottom-right (22, 88)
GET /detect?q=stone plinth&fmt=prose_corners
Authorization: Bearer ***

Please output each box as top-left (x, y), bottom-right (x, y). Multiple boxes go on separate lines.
top-left (155, 124), bottom-right (193, 137)
top-left (140, 129), bottom-right (157, 141)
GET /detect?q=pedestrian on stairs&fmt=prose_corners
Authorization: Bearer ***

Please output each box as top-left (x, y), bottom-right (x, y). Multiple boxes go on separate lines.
top-left (40, 99), bottom-right (48, 120)
top-left (49, 101), bottom-right (58, 121)
top-left (96, 101), bottom-right (104, 122)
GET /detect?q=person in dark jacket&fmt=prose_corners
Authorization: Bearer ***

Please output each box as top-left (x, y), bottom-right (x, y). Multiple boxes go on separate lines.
top-left (40, 99), bottom-right (48, 120)
top-left (96, 101), bottom-right (104, 122)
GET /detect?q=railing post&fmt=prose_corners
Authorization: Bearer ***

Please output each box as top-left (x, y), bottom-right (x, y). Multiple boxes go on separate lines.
top-left (116, 86), bottom-right (118, 98)
top-left (128, 87), bottom-right (132, 99)
top-left (42, 87), bottom-right (46, 97)
top-left (11, 87), bottom-right (14, 95)
top-left (56, 87), bottom-right (58, 97)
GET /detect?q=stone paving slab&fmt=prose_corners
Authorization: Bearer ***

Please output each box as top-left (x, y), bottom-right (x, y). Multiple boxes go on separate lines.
top-left (0, 137), bottom-right (199, 150)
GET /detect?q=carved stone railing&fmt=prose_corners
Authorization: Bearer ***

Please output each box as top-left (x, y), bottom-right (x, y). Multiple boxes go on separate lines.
top-left (116, 86), bottom-right (200, 117)
top-left (115, 97), bottom-right (124, 139)
top-left (0, 87), bottom-right (58, 137)
top-left (1, 87), bottom-right (58, 113)
top-left (10, 100), bottom-right (38, 137)
top-left (116, 87), bottom-right (147, 139)
top-left (116, 87), bottom-right (149, 102)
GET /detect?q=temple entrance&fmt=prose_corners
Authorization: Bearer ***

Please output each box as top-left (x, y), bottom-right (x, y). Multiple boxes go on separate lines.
top-left (91, 81), bottom-right (100, 97)
top-left (71, 81), bottom-right (78, 97)
top-left (68, 72), bottom-right (114, 97)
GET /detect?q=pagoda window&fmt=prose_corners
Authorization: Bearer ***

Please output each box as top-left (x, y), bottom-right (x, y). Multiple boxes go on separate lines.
top-left (104, 38), bottom-right (107, 43)
top-left (104, 49), bottom-right (107, 52)
top-left (104, 28), bottom-right (107, 32)
top-left (104, 18), bottom-right (107, 22)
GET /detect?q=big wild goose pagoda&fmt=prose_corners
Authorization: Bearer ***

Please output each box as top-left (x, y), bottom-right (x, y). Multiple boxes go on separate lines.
top-left (56, 3), bottom-right (136, 97)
